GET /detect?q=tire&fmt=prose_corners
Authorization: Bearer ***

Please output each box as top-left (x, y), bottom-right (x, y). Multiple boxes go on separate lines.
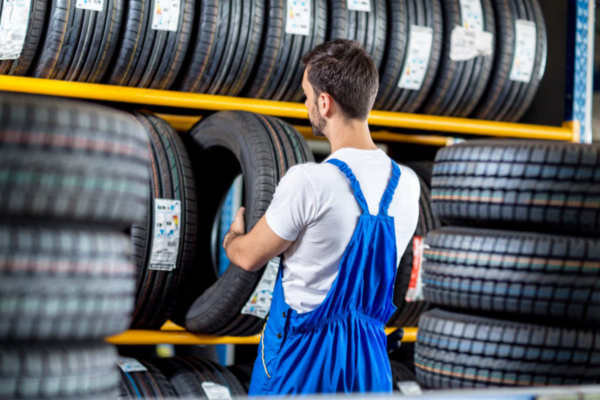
top-left (105, 0), bottom-right (193, 89)
top-left (415, 308), bottom-right (600, 388)
top-left (326, 0), bottom-right (386, 69)
top-left (421, 0), bottom-right (495, 116)
top-left (422, 227), bottom-right (600, 326)
top-left (129, 112), bottom-right (198, 329)
top-left (118, 358), bottom-right (177, 398)
top-left (430, 140), bottom-right (600, 235)
top-left (391, 360), bottom-right (420, 392)
top-left (0, 92), bottom-right (150, 228)
top-left (388, 164), bottom-right (440, 327)
top-left (31, 0), bottom-right (81, 78)
top-left (0, 0), bottom-right (47, 76)
top-left (228, 363), bottom-right (254, 394)
top-left (0, 224), bottom-right (135, 341)
top-left (0, 342), bottom-right (120, 399)
top-left (184, 111), bottom-right (313, 336)
top-left (150, 357), bottom-right (246, 398)
top-left (243, 0), bottom-right (326, 101)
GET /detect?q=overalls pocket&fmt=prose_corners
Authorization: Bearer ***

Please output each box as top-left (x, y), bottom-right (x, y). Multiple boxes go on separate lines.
top-left (260, 318), bottom-right (285, 380)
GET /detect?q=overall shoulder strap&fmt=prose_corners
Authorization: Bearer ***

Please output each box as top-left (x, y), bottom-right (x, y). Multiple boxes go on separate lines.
top-left (379, 161), bottom-right (401, 216)
top-left (326, 159), bottom-right (369, 214)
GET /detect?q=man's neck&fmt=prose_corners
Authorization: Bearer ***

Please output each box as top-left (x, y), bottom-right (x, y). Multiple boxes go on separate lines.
top-left (328, 119), bottom-right (378, 154)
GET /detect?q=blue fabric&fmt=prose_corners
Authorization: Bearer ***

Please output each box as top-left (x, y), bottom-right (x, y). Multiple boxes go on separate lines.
top-left (249, 159), bottom-right (401, 395)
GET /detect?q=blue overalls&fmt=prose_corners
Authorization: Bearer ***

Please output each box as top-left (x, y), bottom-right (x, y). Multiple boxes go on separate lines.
top-left (249, 158), bottom-right (401, 395)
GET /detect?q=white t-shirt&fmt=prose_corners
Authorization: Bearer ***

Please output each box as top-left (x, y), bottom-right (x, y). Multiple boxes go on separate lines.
top-left (265, 148), bottom-right (421, 313)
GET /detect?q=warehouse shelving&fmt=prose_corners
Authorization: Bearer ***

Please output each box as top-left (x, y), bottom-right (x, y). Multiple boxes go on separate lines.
top-left (107, 321), bottom-right (418, 345)
top-left (0, 76), bottom-right (578, 142)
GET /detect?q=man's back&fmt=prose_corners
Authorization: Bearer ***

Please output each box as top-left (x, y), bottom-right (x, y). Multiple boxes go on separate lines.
top-left (266, 147), bottom-right (421, 313)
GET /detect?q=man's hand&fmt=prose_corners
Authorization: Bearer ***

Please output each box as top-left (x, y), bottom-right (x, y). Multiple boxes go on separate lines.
top-left (223, 207), bottom-right (246, 251)
top-left (222, 212), bottom-right (293, 272)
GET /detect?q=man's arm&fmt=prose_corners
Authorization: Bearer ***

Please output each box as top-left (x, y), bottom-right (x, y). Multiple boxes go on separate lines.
top-left (223, 207), bottom-right (294, 272)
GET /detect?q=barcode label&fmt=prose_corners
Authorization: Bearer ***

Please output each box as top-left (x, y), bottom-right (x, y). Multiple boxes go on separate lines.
top-left (0, 0), bottom-right (32, 60)
top-left (149, 198), bottom-right (181, 271)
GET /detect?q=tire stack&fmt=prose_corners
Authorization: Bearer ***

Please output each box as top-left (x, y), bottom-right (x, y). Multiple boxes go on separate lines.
top-left (118, 356), bottom-right (247, 398)
top-left (0, 92), bottom-right (150, 398)
top-left (388, 161), bottom-right (441, 327)
top-left (416, 140), bottom-right (600, 388)
top-left (184, 110), bottom-right (314, 336)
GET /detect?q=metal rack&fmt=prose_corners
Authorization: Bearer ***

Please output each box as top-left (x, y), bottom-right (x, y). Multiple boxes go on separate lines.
top-left (107, 322), bottom-right (418, 345)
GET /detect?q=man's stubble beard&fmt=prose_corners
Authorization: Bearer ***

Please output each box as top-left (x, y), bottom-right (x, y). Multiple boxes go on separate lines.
top-left (309, 97), bottom-right (327, 137)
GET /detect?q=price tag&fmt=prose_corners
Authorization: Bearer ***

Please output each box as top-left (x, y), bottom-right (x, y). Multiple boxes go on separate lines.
top-left (459, 0), bottom-right (483, 31)
top-left (509, 20), bottom-right (537, 82)
top-left (117, 357), bottom-right (148, 372)
top-left (151, 0), bottom-right (180, 31)
top-left (449, 26), bottom-right (493, 61)
top-left (405, 236), bottom-right (426, 302)
top-left (149, 199), bottom-right (181, 271)
top-left (76, 0), bottom-right (103, 11)
top-left (201, 382), bottom-right (233, 400)
top-left (0, 0), bottom-right (32, 60)
top-left (397, 26), bottom-right (433, 91)
top-left (285, 0), bottom-right (311, 36)
top-left (397, 381), bottom-right (423, 396)
top-left (347, 0), bottom-right (370, 12)
top-left (241, 257), bottom-right (281, 319)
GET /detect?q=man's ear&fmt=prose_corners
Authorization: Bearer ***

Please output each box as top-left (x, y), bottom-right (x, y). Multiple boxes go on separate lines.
top-left (319, 92), bottom-right (335, 118)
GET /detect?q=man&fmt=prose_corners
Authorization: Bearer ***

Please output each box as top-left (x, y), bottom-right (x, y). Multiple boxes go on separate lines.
top-left (222, 40), bottom-right (420, 395)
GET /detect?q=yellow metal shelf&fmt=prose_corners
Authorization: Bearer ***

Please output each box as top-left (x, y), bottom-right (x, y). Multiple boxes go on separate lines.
top-left (0, 76), bottom-right (576, 141)
top-left (158, 114), bottom-right (455, 146)
top-left (106, 321), bottom-right (417, 345)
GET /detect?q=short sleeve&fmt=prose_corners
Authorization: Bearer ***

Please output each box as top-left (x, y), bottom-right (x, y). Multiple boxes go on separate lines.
top-left (265, 165), bottom-right (318, 242)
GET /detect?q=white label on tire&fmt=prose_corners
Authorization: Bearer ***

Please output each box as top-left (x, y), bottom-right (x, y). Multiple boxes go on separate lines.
top-left (76, 0), bottom-right (103, 11)
top-left (510, 20), bottom-right (537, 83)
top-left (241, 257), bottom-right (281, 319)
top-left (405, 236), bottom-right (427, 302)
top-left (151, 0), bottom-right (180, 31)
top-left (285, 0), bottom-right (311, 36)
top-left (149, 198), bottom-right (181, 271)
top-left (397, 26), bottom-right (433, 91)
top-left (0, 0), bottom-right (32, 60)
top-left (396, 381), bottom-right (423, 396)
top-left (459, 0), bottom-right (483, 31)
top-left (117, 357), bottom-right (148, 372)
top-left (201, 382), bottom-right (233, 400)
top-left (347, 0), bottom-right (370, 12)
top-left (449, 26), bottom-right (493, 61)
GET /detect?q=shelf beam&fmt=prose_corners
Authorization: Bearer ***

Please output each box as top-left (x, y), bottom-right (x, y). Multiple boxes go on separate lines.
top-left (106, 323), bottom-right (417, 345)
top-left (0, 76), bottom-right (575, 141)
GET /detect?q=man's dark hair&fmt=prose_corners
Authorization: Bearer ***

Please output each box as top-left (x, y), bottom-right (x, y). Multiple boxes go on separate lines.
top-left (302, 39), bottom-right (379, 121)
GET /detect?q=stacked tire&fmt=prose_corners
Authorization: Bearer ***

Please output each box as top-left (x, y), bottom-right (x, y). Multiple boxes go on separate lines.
top-left (118, 356), bottom-right (248, 398)
top-left (416, 140), bottom-right (600, 388)
top-left (0, 92), bottom-right (150, 398)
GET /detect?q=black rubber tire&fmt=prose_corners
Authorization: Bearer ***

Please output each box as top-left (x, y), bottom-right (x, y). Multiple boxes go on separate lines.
top-left (118, 358), bottom-right (177, 398)
top-left (31, 0), bottom-right (81, 78)
top-left (228, 363), bottom-right (254, 394)
top-left (0, 342), bottom-right (120, 399)
top-left (431, 140), bottom-right (600, 235)
top-left (423, 227), bottom-right (600, 326)
top-left (421, 0), bottom-right (495, 116)
top-left (0, 92), bottom-right (149, 228)
top-left (391, 360), bottom-right (419, 392)
top-left (184, 111), bottom-right (313, 336)
top-left (243, 0), bottom-right (326, 101)
top-left (106, 0), bottom-right (193, 88)
top-left (0, 0), bottom-right (47, 76)
top-left (388, 163), bottom-right (440, 328)
top-left (150, 357), bottom-right (247, 398)
top-left (129, 112), bottom-right (198, 329)
top-left (326, 0), bottom-right (386, 69)
top-left (0, 224), bottom-right (135, 341)
top-left (416, 308), bottom-right (600, 388)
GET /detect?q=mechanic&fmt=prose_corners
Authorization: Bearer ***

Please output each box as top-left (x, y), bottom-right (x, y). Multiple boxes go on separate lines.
top-left (222, 39), bottom-right (421, 395)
